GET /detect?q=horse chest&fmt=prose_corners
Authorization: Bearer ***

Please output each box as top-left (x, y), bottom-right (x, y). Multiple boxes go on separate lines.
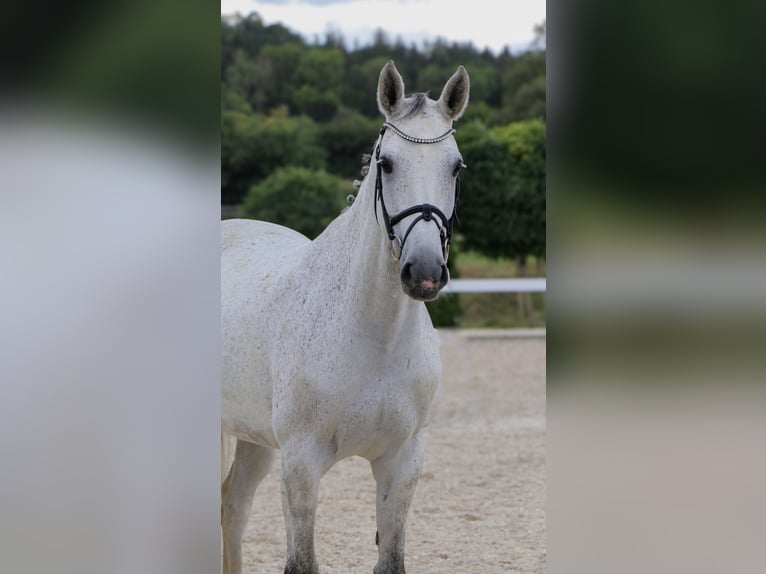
top-left (329, 348), bottom-right (440, 460)
top-left (342, 373), bottom-right (437, 459)
top-left (271, 328), bottom-right (440, 460)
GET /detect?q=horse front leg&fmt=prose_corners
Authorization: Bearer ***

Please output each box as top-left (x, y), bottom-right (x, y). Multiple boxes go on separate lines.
top-left (280, 440), bottom-right (334, 574)
top-left (370, 433), bottom-right (425, 574)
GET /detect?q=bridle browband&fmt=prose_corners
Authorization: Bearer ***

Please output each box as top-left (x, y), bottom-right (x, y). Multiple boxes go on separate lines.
top-left (373, 122), bottom-right (462, 261)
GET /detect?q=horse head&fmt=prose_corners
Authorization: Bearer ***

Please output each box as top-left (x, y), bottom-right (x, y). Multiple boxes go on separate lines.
top-left (374, 61), bottom-right (470, 302)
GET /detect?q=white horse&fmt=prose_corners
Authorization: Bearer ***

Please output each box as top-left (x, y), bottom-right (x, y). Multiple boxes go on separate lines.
top-left (221, 60), bottom-right (470, 574)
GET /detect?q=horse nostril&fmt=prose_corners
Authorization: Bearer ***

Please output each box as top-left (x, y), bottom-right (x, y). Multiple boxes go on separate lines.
top-left (400, 262), bottom-right (413, 284)
top-left (440, 264), bottom-right (449, 286)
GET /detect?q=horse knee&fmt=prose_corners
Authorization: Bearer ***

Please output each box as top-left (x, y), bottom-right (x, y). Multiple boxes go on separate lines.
top-left (281, 457), bottom-right (323, 508)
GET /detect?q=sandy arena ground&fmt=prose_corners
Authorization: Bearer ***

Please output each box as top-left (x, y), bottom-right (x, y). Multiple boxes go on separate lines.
top-left (239, 329), bottom-right (546, 573)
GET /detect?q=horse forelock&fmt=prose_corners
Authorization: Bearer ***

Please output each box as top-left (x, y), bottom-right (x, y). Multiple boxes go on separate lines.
top-left (358, 91), bottom-right (447, 180)
top-left (356, 90), bottom-right (444, 188)
top-left (392, 92), bottom-right (430, 121)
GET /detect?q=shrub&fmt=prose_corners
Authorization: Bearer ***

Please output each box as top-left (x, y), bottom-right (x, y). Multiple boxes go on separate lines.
top-left (456, 118), bottom-right (546, 262)
top-left (241, 166), bottom-right (350, 239)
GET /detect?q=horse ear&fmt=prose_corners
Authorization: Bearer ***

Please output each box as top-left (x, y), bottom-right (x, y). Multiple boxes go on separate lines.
top-left (438, 65), bottom-right (470, 121)
top-left (377, 60), bottom-right (405, 118)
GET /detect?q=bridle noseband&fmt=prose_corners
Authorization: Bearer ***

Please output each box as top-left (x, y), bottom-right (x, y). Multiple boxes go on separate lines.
top-left (373, 122), bottom-right (462, 261)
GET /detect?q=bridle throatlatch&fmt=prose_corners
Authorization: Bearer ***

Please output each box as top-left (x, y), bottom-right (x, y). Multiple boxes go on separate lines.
top-left (373, 122), bottom-right (462, 261)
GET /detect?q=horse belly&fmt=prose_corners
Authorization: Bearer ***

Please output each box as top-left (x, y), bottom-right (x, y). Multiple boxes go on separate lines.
top-left (221, 314), bottom-right (279, 447)
top-left (221, 359), bottom-right (277, 448)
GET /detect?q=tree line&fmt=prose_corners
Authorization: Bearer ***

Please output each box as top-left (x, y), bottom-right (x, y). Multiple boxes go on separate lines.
top-left (221, 11), bottom-right (545, 269)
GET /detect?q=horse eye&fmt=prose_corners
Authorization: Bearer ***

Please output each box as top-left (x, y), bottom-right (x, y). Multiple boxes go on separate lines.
top-left (378, 157), bottom-right (393, 174)
top-left (453, 161), bottom-right (466, 177)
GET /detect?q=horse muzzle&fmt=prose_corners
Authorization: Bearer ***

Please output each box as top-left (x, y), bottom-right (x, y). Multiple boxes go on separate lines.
top-left (400, 259), bottom-right (449, 301)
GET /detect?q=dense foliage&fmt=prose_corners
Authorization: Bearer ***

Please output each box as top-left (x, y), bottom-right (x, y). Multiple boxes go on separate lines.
top-left (457, 119), bottom-right (546, 261)
top-left (241, 166), bottom-right (350, 239)
top-left (222, 11), bottom-right (546, 266)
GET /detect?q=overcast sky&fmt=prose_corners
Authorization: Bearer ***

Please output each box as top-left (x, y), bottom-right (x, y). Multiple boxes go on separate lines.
top-left (221, 0), bottom-right (546, 55)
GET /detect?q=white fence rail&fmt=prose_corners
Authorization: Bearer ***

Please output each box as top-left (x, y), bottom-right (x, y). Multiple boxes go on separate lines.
top-left (442, 278), bottom-right (547, 293)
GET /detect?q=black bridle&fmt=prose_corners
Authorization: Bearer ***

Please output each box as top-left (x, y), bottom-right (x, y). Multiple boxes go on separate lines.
top-left (373, 122), bottom-right (462, 261)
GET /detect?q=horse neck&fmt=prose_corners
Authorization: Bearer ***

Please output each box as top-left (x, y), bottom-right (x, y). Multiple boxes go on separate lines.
top-left (333, 171), bottom-right (422, 334)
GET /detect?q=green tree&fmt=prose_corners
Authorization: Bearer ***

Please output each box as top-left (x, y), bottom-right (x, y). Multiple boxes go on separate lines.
top-left (221, 107), bottom-right (326, 205)
top-left (288, 49), bottom-right (345, 120)
top-left (454, 61), bottom-right (500, 107)
top-left (456, 118), bottom-right (546, 262)
top-left (507, 74), bottom-right (546, 121)
top-left (241, 167), bottom-right (350, 239)
top-left (499, 51), bottom-right (546, 123)
top-left (352, 56), bottom-right (392, 117)
top-left (225, 48), bottom-right (270, 111)
top-left (292, 85), bottom-right (341, 122)
top-left (259, 43), bottom-right (304, 111)
top-left (459, 99), bottom-right (494, 125)
top-left (318, 109), bottom-right (379, 179)
top-left (416, 63), bottom-right (448, 95)
top-left (456, 118), bottom-right (545, 324)
top-left (221, 80), bottom-right (252, 114)
top-left (222, 12), bottom-right (303, 61)
top-left (295, 48), bottom-right (345, 92)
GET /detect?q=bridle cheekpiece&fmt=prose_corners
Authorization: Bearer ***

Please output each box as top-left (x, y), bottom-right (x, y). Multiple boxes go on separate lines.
top-left (373, 122), bottom-right (461, 261)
